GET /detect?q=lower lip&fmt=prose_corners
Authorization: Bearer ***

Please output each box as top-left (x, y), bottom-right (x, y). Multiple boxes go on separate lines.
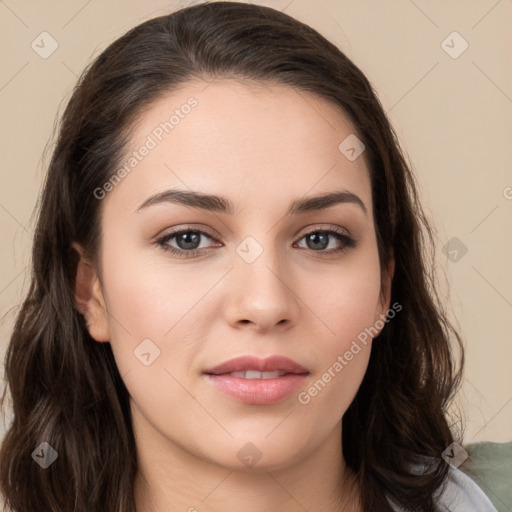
top-left (204, 373), bottom-right (309, 405)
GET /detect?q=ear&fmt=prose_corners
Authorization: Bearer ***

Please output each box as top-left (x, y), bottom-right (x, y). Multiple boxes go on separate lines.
top-left (72, 242), bottom-right (110, 342)
top-left (374, 247), bottom-right (396, 326)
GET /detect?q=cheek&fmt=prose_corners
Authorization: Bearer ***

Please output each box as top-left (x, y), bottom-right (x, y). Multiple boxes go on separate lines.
top-left (298, 292), bottom-right (375, 423)
top-left (98, 241), bottom-right (215, 376)
top-left (298, 344), bottom-right (371, 427)
top-left (99, 256), bottom-right (207, 424)
top-left (305, 252), bottom-right (382, 346)
top-left (298, 253), bottom-right (381, 412)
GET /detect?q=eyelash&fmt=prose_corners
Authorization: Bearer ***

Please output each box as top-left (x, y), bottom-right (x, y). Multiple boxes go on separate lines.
top-left (154, 226), bottom-right (357, 259)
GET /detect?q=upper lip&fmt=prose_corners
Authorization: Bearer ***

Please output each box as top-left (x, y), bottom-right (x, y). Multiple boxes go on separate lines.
top-left (204, 355), bottom-right (309, 375)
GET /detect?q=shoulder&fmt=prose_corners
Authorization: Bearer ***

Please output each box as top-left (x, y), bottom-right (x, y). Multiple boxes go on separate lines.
top-left (387, 464), bottom-right (498, 512)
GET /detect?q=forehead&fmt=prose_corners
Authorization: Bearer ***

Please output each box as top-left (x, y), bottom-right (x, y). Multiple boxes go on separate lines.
top-left (107, 78), bottom-right (372, 215)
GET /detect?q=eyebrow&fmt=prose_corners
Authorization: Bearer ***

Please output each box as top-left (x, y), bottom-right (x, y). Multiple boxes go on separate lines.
top-left (136, 188), bottom-right (367, 216)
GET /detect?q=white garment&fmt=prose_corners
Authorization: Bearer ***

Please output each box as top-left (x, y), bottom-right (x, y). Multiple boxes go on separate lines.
top-left (388, 465), bottom-right (498, 511)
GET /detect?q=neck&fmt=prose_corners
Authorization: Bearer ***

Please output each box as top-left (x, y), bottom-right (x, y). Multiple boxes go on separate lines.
top-left (132, 412), bottom-right (361, 512)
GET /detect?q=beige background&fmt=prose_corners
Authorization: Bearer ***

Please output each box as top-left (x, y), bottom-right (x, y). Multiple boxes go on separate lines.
top-left (0, 0), bottom-right (511, 443)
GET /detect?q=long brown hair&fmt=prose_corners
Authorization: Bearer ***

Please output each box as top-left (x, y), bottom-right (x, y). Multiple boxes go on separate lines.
top-left (0, 2), bottom-right (464, 511)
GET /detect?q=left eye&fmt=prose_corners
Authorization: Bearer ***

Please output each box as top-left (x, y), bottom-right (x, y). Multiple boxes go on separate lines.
top-left (295, 230), bottom-right (352, 252)
top-left (155, 228), bottom-right (356, 258)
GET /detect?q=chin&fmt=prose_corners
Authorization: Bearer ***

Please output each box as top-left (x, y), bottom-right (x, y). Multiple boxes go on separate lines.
top-left (200, 432), bottom-right (314, 473)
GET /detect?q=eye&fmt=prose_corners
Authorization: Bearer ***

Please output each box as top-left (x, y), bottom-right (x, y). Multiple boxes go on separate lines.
top-left (294, 228), bottom-right (356, 256)
top-left (155, 227), bottom-right (220, 258)
top-left (155, 226), bottom-right (357, 258)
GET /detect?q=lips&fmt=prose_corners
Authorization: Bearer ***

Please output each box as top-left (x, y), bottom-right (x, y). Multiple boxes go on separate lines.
top-left (204, 355), bottom-right (309, 376)
top-left (203, 355), bottom-right (310, 405)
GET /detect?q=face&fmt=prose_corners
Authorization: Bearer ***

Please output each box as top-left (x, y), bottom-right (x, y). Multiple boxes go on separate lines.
top-left (75, 79), bottom-right (393, 472)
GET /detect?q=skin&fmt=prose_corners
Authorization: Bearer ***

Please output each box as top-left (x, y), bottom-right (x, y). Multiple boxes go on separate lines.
top-left (74, 78), bottom-right (394, 512)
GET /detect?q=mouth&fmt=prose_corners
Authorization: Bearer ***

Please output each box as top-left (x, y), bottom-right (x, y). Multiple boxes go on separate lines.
top-left (203, 355), bottom-right (310, 405)
top-left (204, 355), bottom-right (309, 375)
top-left (220, 370), bottom-right (288, 379)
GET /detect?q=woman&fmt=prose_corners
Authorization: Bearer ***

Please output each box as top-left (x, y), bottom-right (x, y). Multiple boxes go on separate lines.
top-left (0, 2), bottom-right (498, 511)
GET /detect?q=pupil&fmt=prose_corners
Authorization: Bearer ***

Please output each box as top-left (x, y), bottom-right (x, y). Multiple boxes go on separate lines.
top-left (179, 232), bottom-right (200, 250)
top-left (308, 233), bottom-right (327, 250)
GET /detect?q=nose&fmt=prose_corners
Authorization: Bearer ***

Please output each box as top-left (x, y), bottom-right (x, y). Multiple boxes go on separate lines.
top-left (223, 237), bottom-right (301, 333)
